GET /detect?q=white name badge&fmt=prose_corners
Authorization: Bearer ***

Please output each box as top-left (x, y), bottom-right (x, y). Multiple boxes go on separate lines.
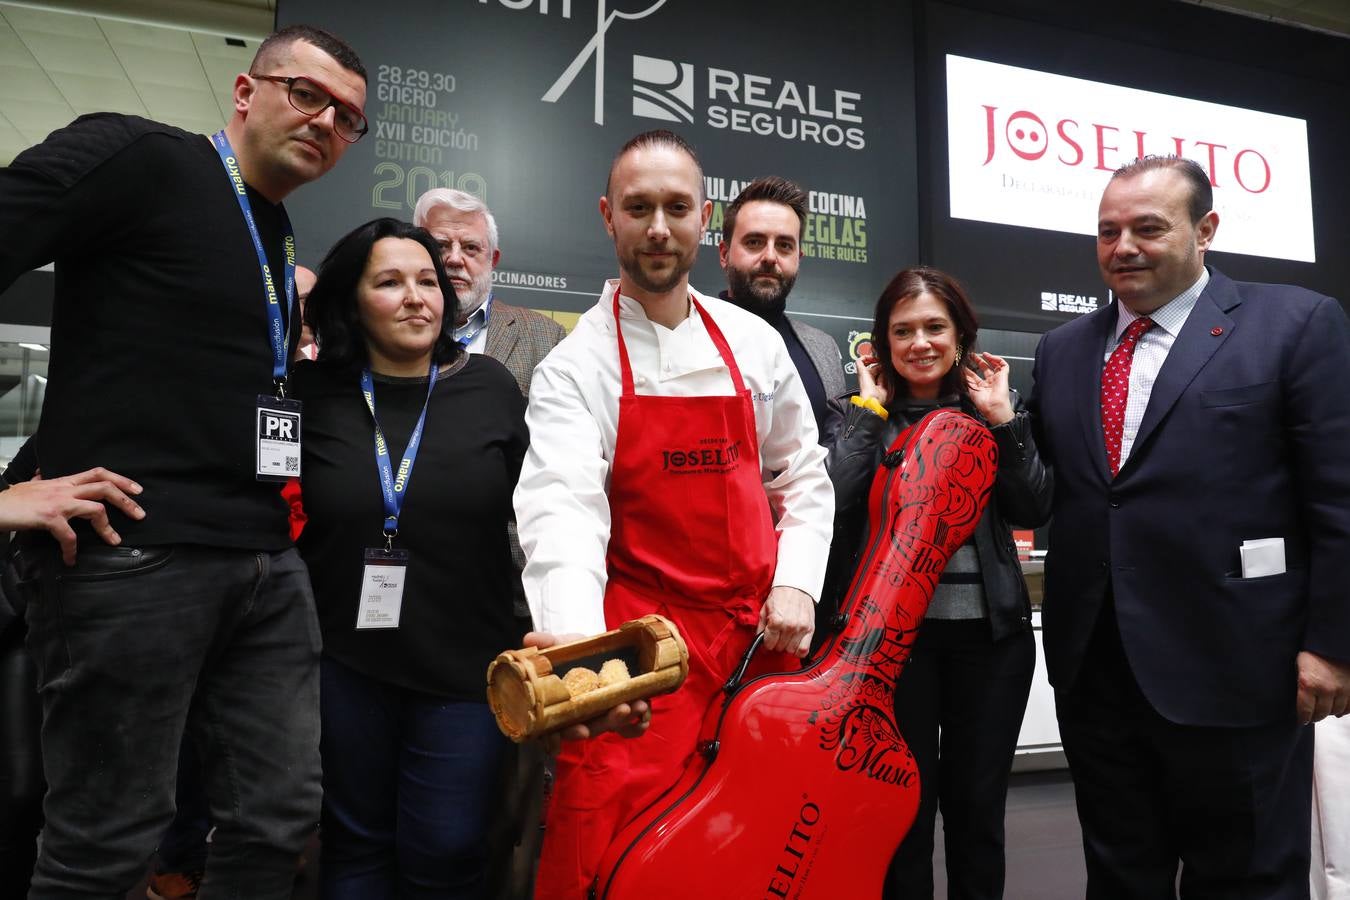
top-left (256, 396), bottom-right (302, 481)
top-left (356, 548), bottom-right (409, 630)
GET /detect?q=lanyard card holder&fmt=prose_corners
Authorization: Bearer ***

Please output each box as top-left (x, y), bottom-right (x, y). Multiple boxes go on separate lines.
top-left (357, 547), bottom-right (410, 630)
top-left (255, 396), bottom-right (302, 482)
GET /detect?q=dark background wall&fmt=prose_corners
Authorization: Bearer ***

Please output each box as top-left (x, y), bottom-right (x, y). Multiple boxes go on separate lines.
top-left (275, 0), bottom-right (920, 364)
top-left (4, 0), bottom-right (1348, 401)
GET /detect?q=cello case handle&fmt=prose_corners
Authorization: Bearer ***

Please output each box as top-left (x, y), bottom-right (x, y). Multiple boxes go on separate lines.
top-left (723, 631), bottom-right (766, 695)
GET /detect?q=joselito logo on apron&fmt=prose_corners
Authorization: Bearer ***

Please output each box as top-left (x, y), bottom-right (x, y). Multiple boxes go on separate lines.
top-left (660, 438), bottom-right (743, 474)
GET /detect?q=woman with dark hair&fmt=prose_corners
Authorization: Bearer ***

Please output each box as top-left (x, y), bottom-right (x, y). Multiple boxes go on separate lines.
top-left (292, 217), bottom-right (528, 899)
top-left (823, 266), bottom-right (1052, 900)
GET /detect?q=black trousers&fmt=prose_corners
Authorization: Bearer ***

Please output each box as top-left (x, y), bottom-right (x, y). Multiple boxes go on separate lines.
top-left (884, 619), bottom-right (1036, 900)
top-left (1056, 601), bottom-right (1313, 900)
top-left (0, 619), bottom-right (42, 899)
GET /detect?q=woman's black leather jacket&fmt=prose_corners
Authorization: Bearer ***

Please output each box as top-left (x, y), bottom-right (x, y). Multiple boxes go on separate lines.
top-left (820, 391), bottom-right (1053, 641)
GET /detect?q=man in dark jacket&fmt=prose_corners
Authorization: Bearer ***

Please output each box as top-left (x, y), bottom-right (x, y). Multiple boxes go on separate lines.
top-left (719, 176), bottom-right (846, 440)
top-left (1029, 155), bottom-right (1350, 897)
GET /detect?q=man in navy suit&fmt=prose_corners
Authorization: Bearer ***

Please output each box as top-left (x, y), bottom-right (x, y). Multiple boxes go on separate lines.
top-left (1028, 155), bottom-right (1350, 898)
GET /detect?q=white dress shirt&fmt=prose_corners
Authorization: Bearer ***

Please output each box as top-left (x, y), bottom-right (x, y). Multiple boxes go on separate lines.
top-left (1105, 269), bottom-right (1208, 464)
top-left (514, 280), bottom-right (835, 637)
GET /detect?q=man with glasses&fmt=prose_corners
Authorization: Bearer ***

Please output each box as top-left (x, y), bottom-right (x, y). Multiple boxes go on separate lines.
top-left (0, 24), bottom-right (365, 900)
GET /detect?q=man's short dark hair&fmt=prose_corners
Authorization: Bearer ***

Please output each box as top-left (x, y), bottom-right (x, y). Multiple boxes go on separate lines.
top-left (1112, 155), bottom-right (1213, 225)
top-left (252, 24), bottom-right (367, 83)
top-left (724, 176), bottom-right (808, 243)
top-left (605, 129), bottom-right (704, 200)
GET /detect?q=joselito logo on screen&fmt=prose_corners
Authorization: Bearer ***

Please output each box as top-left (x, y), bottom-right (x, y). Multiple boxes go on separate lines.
top-left (946, 55), bottom-right (1315, 263)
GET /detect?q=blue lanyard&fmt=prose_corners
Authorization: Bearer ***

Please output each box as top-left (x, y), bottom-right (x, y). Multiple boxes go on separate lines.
top-left (455, 295), bottom-right (493, 347)
top-left (361, 362), bottom-right (438, 540)
top-left (210, 130), bottom-right (296, 394)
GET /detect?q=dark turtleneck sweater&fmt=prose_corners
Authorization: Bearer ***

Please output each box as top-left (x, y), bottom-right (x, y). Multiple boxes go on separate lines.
top-left (719, 290), bottom-right (829, 440)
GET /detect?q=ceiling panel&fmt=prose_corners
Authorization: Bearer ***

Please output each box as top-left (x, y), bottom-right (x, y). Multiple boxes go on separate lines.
top-left (16, 32), bottom-right (128, 80)
top-left (0, 3), bottom-right (101, 37)
top-left (0, 112), bottom-right (27, 160)
top-left (48, 72), bottom-right (146, 115)
top-left (6, 0), bottom-right (273, 37)
top-left (0, 97), bottom-right (78, 144)
top-left (1181, 0), bottom-right (1350, 35)
top-left (192, 29), bottom-right (256, 121)
top-left (0, 0), bottom-right (1344, 172)
top-left (0, 63), bottom-right (67, 104)
top-left (114, 48), bottom-right (207, 89)
top-left (0, 1), bottom-right (267, 165)
top-left (138, 83), bottom-right (221, 123)
top-left (97, 16), bottom-right (193, 48)
top-left (1297, 0), bottom-right (1350, 21)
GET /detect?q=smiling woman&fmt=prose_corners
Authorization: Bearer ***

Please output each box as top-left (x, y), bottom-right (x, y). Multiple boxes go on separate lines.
top-left (290, 218), bottom-right (529, 899)
top-left (821, 265), bottom-right (1052, 900)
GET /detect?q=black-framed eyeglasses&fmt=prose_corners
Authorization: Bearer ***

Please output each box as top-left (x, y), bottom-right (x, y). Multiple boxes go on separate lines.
top-left (251, 74), bottom-right (368, 143)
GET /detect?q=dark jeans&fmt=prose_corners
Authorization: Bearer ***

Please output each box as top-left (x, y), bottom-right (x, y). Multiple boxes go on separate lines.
top-left (19, 541), bottom-right (322, 900)
top-left (319, 656), bottom-right (508, 900)
top-left (156, 736), bottom-right (211, 872)
top-left (885, 619), bottom-right (1036, 900)
top-left (1, 619), bottom-right (43, 898)
top-left (1057, 601), bottom-right (1313, 900)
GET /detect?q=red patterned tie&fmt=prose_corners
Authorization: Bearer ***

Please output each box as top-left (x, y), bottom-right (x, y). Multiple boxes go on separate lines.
top-left (1101, 317), bottom-right (1154, 477)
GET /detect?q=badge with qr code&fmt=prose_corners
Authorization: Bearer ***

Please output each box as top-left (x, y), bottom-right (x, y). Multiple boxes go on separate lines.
top-left (255, 396), bottom-right (302, 482)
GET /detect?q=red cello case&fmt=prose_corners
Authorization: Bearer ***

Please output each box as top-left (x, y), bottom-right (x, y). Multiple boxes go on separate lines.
top-left (592, 408), bottom-right (999, 899)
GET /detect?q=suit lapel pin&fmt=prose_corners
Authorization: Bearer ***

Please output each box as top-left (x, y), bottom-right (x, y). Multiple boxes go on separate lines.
top-left (1211, 327), bottom-right (1224, 336)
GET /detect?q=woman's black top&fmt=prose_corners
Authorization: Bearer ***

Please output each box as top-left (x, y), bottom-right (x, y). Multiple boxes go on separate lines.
top-left (291, 355), bottom-right (528, 699)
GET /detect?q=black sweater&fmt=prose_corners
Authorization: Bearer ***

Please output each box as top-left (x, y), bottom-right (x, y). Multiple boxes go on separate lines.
top-left (291, 356), bottom-right (528, 699)
top-left (0, 114), bottom-right (301, 548)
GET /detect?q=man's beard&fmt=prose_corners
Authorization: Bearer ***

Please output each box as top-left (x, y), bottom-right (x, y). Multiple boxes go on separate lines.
top-left (726, 264), bottom-right (795, 317)
top-left (620, 245), bottom-right (696, 296)
top-left (446, 266), bottom-right (492, 324)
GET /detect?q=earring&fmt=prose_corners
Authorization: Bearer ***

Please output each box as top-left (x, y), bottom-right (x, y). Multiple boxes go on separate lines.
top-left (954, 346), bottom-right (963, 365)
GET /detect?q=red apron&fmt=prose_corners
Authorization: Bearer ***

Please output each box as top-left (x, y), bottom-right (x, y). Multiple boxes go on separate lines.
top-left (534, 293), bottom-right (797, 899)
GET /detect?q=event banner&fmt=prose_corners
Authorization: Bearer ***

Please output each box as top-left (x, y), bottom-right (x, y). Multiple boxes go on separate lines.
top-left (277, 0), bottom-right (920, 368)
top-left (947, 54), bottom-right (1314, 264)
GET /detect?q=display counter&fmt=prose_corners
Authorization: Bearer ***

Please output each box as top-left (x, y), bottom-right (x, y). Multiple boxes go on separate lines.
top-left (1013, 558), bottom-right (1066, 771)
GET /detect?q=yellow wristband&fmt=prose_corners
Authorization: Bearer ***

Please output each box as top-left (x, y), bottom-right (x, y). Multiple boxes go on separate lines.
top-left (850, 395), bottom-right (889, 420)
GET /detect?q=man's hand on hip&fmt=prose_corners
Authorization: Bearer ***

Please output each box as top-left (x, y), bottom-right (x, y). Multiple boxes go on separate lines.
top-left (1296, 650), bottom-right (1350, 724)
top-left (0, 467), bottom-right (145, 565)
top-left (759, 586), bottom-right (815, 658)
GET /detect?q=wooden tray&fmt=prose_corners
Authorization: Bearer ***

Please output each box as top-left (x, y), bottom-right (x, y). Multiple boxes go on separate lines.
top-left (486, 614), bottom-right (689, 743)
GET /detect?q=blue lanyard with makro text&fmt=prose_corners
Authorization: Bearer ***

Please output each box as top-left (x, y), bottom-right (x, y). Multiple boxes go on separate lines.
top-left (210, 130), bottom-right (296, 397)
top-left (361, 363), bottom-right (438, 547)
